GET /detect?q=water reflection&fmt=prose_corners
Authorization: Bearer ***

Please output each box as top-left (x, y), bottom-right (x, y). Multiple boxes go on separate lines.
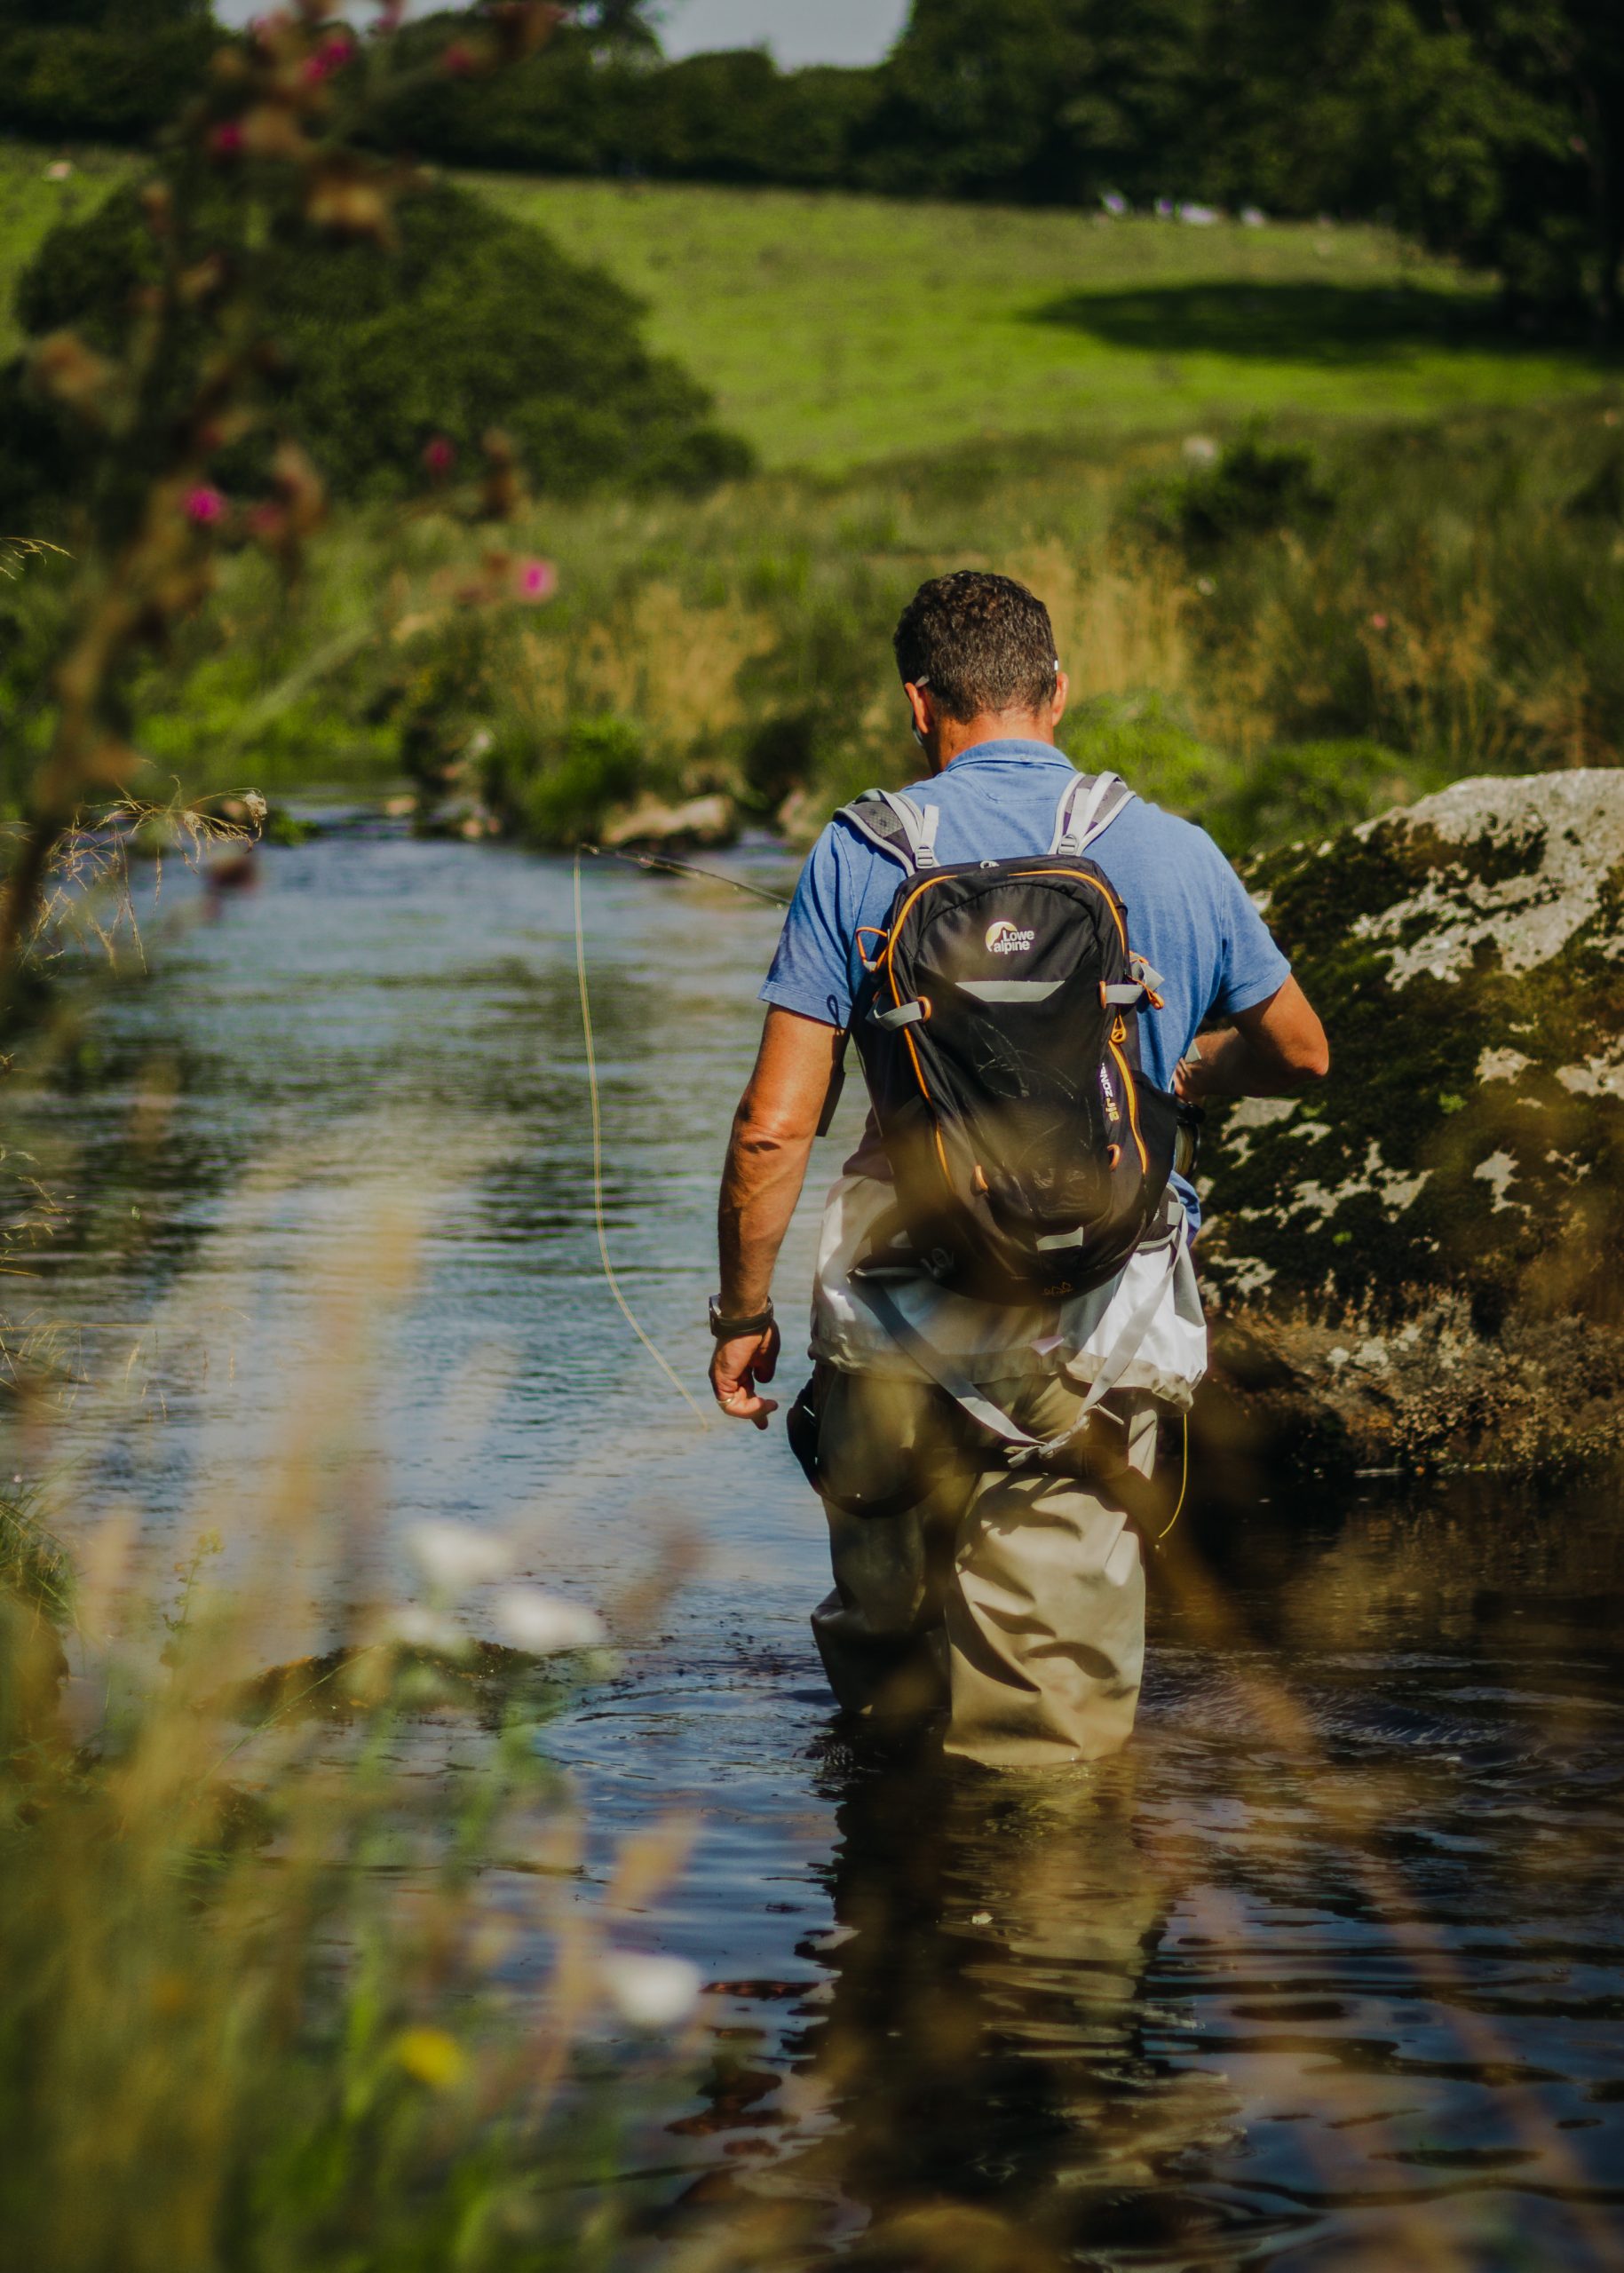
top-left (796, 1744), bottom-right (1222, 2270)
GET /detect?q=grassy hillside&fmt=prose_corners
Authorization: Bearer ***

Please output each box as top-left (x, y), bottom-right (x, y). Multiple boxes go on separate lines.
top-left (479, 176), bottom-right (1617, 471)
top-left (3, 143), bottom-right (1615, 471)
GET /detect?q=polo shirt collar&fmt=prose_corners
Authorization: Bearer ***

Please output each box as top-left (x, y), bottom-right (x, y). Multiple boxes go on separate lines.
top-left (942, 738), bottom-right (1073, 770)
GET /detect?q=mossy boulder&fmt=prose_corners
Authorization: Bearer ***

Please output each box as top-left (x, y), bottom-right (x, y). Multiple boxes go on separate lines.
top-left (1195, 770), bottom-right (1624, 1476)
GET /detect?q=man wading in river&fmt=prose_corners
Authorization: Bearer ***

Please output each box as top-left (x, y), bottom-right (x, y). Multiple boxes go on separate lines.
top-left (710, 573), bottom-right (1328, 1768)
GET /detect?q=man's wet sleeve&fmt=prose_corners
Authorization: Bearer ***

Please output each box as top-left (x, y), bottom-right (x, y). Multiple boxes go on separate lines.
top-left (759, 824), bottom-right (852, 1031)
top-left (1209, 837), bottom-right (1292, 1018)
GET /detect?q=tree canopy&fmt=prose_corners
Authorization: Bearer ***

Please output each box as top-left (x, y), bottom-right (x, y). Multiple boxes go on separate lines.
top-left (0, 177), bottom-right (752, 520)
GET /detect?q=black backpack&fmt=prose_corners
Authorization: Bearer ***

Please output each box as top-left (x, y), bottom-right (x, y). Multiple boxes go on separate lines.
top-left (836, 771), bottom-right (1200, 1304)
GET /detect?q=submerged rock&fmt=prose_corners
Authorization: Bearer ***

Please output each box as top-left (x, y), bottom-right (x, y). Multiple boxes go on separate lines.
top-left (1195, 770), bottom-right (1624, 1476)
top-left (601, 793), bottom-right (737, 851)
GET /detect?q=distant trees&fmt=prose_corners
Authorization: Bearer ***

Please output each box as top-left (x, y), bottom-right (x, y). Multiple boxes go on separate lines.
top-left (2, 0), bottom-right (1618, 332)
top-left (1379, 3), bottom-right (1624, 333)
top-left (0, 0), bottom-right (212, 142)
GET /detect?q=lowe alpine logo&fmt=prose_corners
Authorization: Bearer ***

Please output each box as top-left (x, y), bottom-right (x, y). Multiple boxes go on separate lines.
top-left (985, 919), bottom-right (1035, 956)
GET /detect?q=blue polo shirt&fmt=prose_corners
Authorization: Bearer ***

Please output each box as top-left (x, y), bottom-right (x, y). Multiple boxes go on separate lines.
top-left (761, 738), bottom-right (1291, 1226)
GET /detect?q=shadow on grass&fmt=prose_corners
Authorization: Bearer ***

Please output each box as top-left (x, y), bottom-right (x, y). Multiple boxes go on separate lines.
top-left (1028, 279), bottom-right (1620, 367)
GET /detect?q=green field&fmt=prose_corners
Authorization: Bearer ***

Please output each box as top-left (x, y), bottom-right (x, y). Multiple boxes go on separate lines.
top-left (480, 175), bottom-right (1617, 471)
top-left (2, 144), bottom-right (1616, 473)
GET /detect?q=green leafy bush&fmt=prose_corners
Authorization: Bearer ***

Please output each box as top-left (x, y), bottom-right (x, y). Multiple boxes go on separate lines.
top-left (1203, 739), bottom-right (1446, 860)
top-left (506, 715), bottom-right (647, 846)
top-left (0, 177), bottom-right (752, 521)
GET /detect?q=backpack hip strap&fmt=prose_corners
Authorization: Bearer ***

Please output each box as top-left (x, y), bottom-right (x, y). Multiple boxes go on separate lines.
top-left (1050, 771), bottom-right (1133, 857)
top-left (848, 1225), bottom-right (1180, 1465)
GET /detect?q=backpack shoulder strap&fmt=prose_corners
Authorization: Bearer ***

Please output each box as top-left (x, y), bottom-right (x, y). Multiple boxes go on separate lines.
top-left (1050, 770), bottom-right (1134, 858)
top-left (836, 789), bottom-right (942, 875)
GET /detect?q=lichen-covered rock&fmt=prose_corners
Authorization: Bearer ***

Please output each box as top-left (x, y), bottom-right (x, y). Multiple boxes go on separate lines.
top-left (1195, 771), bottom-right (1624, 1474)
top-left (1201, 770), bottom-right (1624, 1319)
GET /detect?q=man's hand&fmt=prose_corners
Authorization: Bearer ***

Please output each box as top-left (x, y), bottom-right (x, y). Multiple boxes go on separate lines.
top-left (710, 1324), bottom-right (781, 1429)
top-left (1176, 976), bottom-right (1329, 1104)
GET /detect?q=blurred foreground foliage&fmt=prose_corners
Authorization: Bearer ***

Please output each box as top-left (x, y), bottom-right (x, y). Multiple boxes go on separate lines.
top-left (0, 1462), bottom-right (701, 2272)
top-left (24, 392), bottom-right (1615, 853)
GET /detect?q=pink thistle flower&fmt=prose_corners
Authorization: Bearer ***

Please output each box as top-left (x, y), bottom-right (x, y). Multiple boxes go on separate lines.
top-left (186, 486), bottom-right (228, 527)
top-left (302, 31), bottom-right (357, 82)
top-left (517, 558), bottom-right (558, 604)
top-left (210, 121), bottom-right (246, 159)
top-left (1369, 612), bottom-right (1390, 631)
top-left (423, 435), bottom-right (457, 478)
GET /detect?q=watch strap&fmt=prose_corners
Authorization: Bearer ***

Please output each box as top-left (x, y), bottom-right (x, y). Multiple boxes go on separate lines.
top-left (709, 1295), bottom-right (775, 1341)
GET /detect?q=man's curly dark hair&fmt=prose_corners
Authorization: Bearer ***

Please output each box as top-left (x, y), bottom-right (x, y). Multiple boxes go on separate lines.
top-left (892, 570), bottom-right (1060, 723)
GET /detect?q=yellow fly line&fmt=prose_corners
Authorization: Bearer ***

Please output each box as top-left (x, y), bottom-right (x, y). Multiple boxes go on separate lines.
top-left (1154, 1411), bottom-right (1190, 1545)
top-left (573, 853), bottom-right (711, 1431)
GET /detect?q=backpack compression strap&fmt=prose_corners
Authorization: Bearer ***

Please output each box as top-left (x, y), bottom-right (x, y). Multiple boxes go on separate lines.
top-left (836, 789), bottom-right (942, 875)
top-left (1050, 770), bottom-right (1134, 857)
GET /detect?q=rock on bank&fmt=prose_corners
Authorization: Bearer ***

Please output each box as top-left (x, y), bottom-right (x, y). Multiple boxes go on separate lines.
top-left (1194, 770), bottom-right (1624, 1477)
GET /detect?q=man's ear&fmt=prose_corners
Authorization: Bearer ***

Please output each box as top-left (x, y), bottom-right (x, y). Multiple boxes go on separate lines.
top-left (1051, 668), bottom-right (1071, 733)
top-left (904, 681), bottom-right (934, 741)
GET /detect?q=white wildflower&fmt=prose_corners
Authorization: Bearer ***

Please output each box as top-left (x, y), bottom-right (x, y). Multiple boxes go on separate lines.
top-left (490, 1586), bottom-right (606, 1656)
top-left (407, 1519), bottom-right (513, 1596)
top-left (600, 1952), bottom-right (702, 2031)
top-left (381, 1605), bottom-right (469, 1655)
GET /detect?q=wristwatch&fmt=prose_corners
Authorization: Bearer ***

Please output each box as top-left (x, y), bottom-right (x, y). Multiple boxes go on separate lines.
top-left (709, 1295), bottom-right (775, 1341)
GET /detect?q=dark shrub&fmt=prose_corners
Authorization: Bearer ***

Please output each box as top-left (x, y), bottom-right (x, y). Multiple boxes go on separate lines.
top-left (1125, 432), bottom-right (1337, 559)
top-left (2, 177), bottom-right (752, 519)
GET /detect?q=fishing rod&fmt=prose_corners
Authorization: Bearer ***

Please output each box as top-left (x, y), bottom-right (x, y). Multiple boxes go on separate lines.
top-left (580, 841), bottom-right (792, 908)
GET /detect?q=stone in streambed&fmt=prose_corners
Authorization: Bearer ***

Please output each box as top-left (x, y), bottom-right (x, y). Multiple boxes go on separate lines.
top-left (1194, 770), bottom-right (1624, 1477)
top-left (601, 793), bottom-right (738, 851)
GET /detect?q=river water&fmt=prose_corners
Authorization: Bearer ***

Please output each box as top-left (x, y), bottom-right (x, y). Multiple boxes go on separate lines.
top-left (20, 820), bottom-right (1624, 2272)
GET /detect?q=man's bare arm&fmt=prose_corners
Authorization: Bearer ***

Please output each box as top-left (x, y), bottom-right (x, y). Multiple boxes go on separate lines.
top-left (711, 1008), bottom-right (843, 1427)
top-left (1175, 976), bottom-right (1330, 1104)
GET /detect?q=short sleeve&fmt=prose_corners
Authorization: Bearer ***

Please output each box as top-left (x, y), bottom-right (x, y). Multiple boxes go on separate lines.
top-left (759, 823), bottom-right (856, 1030)
top-left (1207, 836), bottom-right (1291, 1020)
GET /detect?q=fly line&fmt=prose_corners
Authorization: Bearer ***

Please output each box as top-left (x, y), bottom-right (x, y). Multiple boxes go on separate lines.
top-left (573, 851), bottom-right (711, 1430)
